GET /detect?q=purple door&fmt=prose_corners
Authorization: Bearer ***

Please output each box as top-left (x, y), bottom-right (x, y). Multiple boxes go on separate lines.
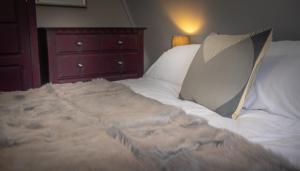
top-left (0, 0), bottom-right (40, 91)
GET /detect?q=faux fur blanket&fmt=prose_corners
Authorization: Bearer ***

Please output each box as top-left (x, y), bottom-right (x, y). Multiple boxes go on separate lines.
top-left (0, 79), bottom-right (297, 171)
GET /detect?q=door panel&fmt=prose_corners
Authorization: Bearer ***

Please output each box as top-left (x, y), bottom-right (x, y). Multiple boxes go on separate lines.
top-left (0, 25), bottom-right (20, 54)
top-left (0, 66), bottom-right (22, 91)
top-left (0, 1), bottom-right (16, 22)
top-left (0, 0), bottom-right (37, 91)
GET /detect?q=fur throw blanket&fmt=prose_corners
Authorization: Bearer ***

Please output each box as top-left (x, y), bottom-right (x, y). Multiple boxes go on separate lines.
top-left (0, 79), bottom-right (297, 171)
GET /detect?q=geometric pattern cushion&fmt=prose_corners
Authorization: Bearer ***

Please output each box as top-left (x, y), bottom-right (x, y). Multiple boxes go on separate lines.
top-left (179, 29), bottom-right (273, 119)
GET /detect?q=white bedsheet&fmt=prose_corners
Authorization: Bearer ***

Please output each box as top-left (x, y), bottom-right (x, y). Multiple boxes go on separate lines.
top-left (118, 77), bottom-right (300, 168)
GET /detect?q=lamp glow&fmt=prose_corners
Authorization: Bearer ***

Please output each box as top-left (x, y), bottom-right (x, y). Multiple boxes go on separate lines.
top-left (172, 35), bottom-right (190, 47)
top-left (161, 1), bottom-right (205, 34)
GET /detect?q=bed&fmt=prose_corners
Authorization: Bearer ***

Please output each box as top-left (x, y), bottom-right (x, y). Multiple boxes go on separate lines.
top-left (118, 40), bottom-right (300, 168)
top-left (0, 40), bottom-right (299, 171)
top-left (119, 77), bottom-right (300, 168)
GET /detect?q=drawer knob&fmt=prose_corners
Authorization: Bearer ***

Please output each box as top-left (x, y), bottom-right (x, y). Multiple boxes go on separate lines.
top-left (77, 63), bottom-right (84, 68)
top-left (76, 41), bottom-right (83, 46)
top-left (117, 40), bottom-right (123, 45)
top-left (117, 61), bottom-right (123, 65)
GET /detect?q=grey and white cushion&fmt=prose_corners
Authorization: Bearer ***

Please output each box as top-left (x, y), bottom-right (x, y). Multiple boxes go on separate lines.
top-left (180, 29), bottom-right (273, 118)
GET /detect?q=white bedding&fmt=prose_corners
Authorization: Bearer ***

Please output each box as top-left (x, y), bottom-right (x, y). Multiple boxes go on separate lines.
top-left (118, 77), bottom-right (300, 168)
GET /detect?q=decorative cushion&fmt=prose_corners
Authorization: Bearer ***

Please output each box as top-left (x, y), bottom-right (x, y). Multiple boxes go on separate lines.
top-left (179, 29), bottom-right (273, 119)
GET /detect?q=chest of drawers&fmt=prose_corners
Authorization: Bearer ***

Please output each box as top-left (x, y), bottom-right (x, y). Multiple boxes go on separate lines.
top-left (39, 28), bottom-right (145, 84)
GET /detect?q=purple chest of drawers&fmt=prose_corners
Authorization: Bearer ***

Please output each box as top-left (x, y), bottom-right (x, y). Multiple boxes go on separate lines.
top-left (39, 28), bottom-right (145, 84)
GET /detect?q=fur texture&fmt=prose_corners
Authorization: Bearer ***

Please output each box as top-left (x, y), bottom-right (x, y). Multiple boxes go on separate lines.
top-left (0, 79), bottom-right (298, 171)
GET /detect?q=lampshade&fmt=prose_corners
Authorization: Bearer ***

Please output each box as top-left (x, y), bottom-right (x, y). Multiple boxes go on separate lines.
top-left (172, 35), bottom-right (190, 47)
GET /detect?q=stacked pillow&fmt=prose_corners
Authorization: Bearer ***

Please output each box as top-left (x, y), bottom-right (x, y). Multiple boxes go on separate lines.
top-left (180, 29), bottom-right (273, 119)
top-left (146, 30), bottom-right (300, 120)
top-left (145, 44), bottom-right (200, 86)
top-left (244, 41), bottom-right (300, 120)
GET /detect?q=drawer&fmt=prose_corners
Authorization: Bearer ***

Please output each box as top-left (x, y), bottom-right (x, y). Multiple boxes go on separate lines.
top-left (100, 53), bottom-right (140, 75)
top-left (56, 34), bottom-right (100, 53)
top-left (79, 55), bottom-right (120, 76)
top-left (77, 35), bottom-right (100, 52)
top-left (101, 34), bottom-right (138, 50)
top-left (57, 54), bottom-right (126, 79)
top-left (56, 54), bottom-right (80, 78)
top-left (121, 53), bottom-right (140, 74)
top-left (56, 34), bottom-right (79, 53)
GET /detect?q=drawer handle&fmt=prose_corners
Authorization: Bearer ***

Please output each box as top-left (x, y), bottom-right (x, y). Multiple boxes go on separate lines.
top-left (77, 63), bottom-right (84, 68)
top-left (76, 41), bottom-right (83, 46)
top-left (117, 40), bottom-right (123, 45)
top-left (117, 61), bottom-right (124, 65)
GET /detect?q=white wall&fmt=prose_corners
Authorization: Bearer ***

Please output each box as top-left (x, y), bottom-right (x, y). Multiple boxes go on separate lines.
top-left (36, 0), bottom-right (131, 27)
top-left (125, 0), bottom-right (300, 70)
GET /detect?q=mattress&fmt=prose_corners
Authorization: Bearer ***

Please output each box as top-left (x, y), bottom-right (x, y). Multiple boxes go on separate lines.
top-left (118, 77), bottom-right (300, 168)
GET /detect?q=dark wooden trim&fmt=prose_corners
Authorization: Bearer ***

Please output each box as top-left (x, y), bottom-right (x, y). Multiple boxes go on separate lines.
top-left (36, 0), bottom-right (87, 8)
top-left (27, 0), bottom-right (41, 87)
top-left (138, 30), bottom-right (144, 77)
top-left (46, 30), bottom-right (57, 83)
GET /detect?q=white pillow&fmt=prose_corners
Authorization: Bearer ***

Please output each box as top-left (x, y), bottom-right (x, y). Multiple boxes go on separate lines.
top-left (145, 44), bottom-right (201, 86)
top-left (244, 41), bottom-right (300, 120)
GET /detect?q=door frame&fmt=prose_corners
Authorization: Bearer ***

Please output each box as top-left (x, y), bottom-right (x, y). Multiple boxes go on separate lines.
top-left (27, 0), bottom-right (41, 87)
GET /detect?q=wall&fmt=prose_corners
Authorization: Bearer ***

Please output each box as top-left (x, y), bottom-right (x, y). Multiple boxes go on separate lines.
top-left (36, 0), bottom-right (130, 27)
top-left (125, 0), bottom-right (300, 70)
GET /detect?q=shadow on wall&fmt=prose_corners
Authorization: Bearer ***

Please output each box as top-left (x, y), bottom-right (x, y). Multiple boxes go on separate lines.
top-left (125, 0), bottom-right (300, 71)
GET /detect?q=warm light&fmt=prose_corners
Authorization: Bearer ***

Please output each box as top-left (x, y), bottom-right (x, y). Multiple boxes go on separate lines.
top-left (169, 11), bottom-right (204, 34)
top-left (172, 35), bottom-right (190, 47)
top-left (161, 1), bottom-right (205, 34)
